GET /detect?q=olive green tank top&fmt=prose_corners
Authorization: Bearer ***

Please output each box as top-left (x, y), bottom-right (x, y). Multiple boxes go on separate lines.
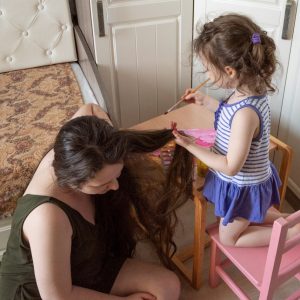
top-left (0, 194), bottom-right (126, 299)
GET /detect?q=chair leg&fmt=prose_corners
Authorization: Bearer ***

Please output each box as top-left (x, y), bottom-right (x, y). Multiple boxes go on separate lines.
top-left (209, 239), bottom-right (222, 288)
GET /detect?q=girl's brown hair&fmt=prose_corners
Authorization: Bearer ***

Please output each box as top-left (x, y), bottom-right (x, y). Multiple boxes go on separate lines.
top-left (53, 116), bottom-right (194, 266)
top-left (194, 14), bottom-right (279, 95)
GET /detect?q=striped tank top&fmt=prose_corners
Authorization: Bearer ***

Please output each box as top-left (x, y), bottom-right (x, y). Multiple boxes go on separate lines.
top-left (212, 95), bottom-right (271, 186)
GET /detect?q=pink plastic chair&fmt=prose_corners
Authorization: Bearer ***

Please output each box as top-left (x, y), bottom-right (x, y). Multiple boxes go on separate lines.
top-left (207, 210), bottom-right (300, 300)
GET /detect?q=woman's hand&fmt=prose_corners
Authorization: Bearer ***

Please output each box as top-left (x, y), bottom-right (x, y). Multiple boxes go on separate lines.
top-left (125, 292), bottom-right (156, 300)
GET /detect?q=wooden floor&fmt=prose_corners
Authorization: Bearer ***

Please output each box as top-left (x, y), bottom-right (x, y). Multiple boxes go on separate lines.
top-left (135, 199), bottom-right (299, 300)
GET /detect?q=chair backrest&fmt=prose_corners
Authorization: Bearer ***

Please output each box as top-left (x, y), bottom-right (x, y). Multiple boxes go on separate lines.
top-left (261, 210), bottom-right (300, 297)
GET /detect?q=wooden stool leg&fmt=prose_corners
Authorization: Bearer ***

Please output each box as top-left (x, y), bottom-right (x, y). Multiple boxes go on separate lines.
top-left (192, 192), bottom-right (207, 289)
top-left (170, 190), bottom-right (208, 290)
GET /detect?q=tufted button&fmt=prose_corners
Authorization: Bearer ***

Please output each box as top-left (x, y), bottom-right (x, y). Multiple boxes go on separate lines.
top-left (0, 10), bottom-right (3, 16)
top-left (61, 24), bottom-right (68, 31)
top-left (6, 56), bottom-right (13, 63)
top-left (22, 31), bottom-right (29, 37)
top-left (46, 49), bottom-right (52, 56)
top-left (37, 4), bottom-right (45, 10)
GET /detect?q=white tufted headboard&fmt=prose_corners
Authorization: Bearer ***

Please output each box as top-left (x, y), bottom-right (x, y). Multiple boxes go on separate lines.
top-left (0, 0), bottom-right (77, 73)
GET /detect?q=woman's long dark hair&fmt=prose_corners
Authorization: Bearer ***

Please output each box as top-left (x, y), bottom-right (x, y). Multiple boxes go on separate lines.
top-left (53, 116), bottom-right (194, 265)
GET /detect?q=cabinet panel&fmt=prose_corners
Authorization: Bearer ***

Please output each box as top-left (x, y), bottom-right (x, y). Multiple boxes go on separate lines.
top-left (114, 27), bottom-right (139, 126)
top-left (107, 0), bottom-right (180, 24)
top-left (156, 21), bottom-right (177, 115)
top-left (136, 25), bottom-right (158, 121)
top-left (113, 19), bottom-right (178, 127)
top-left (90, 0), bottom-right (193, 127)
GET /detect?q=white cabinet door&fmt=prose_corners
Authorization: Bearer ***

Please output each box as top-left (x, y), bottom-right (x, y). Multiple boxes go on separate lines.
top-left (193, 0), bottom-right (297, 135)
top-left (90, 0), bottom-right (193, 127)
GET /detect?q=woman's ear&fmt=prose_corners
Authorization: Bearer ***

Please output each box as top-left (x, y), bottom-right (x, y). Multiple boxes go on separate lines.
top-left (224, 66), bottom-right (236, 79)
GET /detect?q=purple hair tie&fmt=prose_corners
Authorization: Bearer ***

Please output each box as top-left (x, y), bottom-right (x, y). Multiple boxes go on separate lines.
top-left (251, 32), bottom-right (261, 45)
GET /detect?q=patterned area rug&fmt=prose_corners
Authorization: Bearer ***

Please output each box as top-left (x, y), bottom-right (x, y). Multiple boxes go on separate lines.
top-left (0, 63), bottom-right (83, 218)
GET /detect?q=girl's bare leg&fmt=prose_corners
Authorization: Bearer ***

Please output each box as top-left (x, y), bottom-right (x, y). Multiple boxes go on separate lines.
top-left (219, 217), bottom-right (253, 247)
top-left (265, 207), bottom-right (300, 239)
top-left (220, 213), bottom-right (300, 247)
top-left (111, 258), bottom-right (181, 300)
top-left (263, 207), bottom-right (290, 224)
top-left (219, 217), bottom-right (274, 247)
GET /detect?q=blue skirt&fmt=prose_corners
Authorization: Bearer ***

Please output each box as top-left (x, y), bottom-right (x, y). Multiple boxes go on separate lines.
top-left (203, 164), bottom-right (281, 226)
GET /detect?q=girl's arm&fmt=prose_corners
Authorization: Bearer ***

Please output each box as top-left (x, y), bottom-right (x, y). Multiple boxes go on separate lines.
top-left (182, 89), bottom-right (220, 112)
top-left (23, 204), bottom-right (125, 300)
top-left (173, 107), bottom-right (259, 176)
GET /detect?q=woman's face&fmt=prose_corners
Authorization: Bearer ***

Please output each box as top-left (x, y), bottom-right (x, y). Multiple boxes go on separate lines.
top-left (79, 162), bottom-right (124, 195)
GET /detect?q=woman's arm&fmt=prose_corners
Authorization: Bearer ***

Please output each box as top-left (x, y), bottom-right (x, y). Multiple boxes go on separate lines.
top-left (71, 104), bottom-right (112, 125)
top-left (23, 203), bottom-right (124, 300)
top-left (173, 107), bottom-right (260, 176)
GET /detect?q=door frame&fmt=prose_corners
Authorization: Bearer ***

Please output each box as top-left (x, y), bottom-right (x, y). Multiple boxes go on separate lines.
top-left (278, 0), bottom-right (300, 198)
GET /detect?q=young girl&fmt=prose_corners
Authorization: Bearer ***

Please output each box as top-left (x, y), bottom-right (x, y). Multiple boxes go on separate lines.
top-left (0, 104), bottom-right (195, 300)
top-left (173, 14), bottom-right (299, 247)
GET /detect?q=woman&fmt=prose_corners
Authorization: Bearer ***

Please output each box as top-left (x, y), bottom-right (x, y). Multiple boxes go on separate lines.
top-left (0, 104), bottom-right (194, 300)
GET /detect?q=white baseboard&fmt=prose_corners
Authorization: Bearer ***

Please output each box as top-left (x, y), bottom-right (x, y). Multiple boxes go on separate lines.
top-left (288, 178), bottom-right (300, 199)
top-left (0, 218), bottom-right (12, 261)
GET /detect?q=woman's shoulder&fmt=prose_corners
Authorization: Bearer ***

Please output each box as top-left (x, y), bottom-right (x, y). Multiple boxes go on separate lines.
top-left (20, 195), bottom-right (72, 229)
top-left (22, 199), bottom-right (73, 253)
top-left (24, 150), bottom-right (56, 195)
top-left (23, 199), bottom-right (71, 226)
top-left (11, 195), bottom-right (72, 246)
top-left (15, 194), bottom-right (69, 222)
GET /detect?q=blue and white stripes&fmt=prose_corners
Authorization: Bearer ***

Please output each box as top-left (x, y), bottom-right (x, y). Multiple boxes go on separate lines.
top-left (212, 95), bottom-right (271, 186)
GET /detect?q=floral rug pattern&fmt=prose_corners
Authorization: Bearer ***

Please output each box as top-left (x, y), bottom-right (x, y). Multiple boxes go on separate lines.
top-left (0, 63), bottom-right (83, 218)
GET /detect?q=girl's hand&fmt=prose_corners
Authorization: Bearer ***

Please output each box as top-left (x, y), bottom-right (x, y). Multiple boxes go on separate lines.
top-left (172, 130), bottom-right (196, 149)
top-left (181, 89), bottom-right (207, 106)
top-left (125, 292), bottom-right (157, 300)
